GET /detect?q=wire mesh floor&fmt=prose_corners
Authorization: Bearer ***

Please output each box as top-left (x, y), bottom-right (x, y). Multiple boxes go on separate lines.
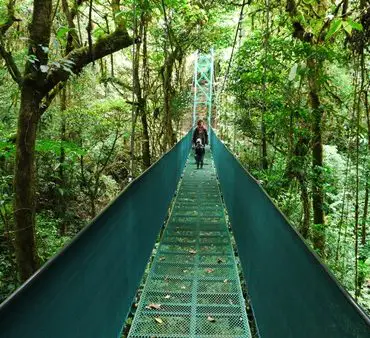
top-left (127, 150), bottom-right (251, 337)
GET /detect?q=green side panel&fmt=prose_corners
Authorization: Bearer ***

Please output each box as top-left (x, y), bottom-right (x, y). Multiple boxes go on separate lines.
top-left (0, 131), bottom-right (192, 338)
top-left (210, 128), bottom-right (370, 338)
top-left (128, 151), bottom-right (251, 337)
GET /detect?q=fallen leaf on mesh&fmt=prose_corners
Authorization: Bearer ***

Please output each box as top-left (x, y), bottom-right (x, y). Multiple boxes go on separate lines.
top-left (145, 303), bottom-right (162, 310)
top-left (223, 279), bottom-right (229, 283)
top-left (189, 249), bottom-right (197, 254)
top-left (207, 316), bottom-right (216, 322)
top-left (164, 295), bottom-right (171, 299)
top-left (183, 269), bottom-right (188, 273)
top-left (229, 299), bottom-right (234, 305)
top-left (159, 257), bottom-right (166, 261)
top-left (205, 268), bottom-right (214, 273)
top-left (154, 317), bottom-right (164, 324)
top-left (181, 286), bottom-right (186, 289)
top-left (217, 258), bottom-right (224, 264)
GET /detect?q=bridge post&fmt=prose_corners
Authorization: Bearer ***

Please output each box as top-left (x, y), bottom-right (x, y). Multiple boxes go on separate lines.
top-left (192, 50), bottom-right (215, 144)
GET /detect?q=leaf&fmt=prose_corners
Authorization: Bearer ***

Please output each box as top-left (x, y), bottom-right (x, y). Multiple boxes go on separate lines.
top-left (154, 317), bottom-right (164, 324)
top-left (92, 27), bottom-right (106, 39)
top-left (58, 188), bottom-right (64, 197)
top-left (217, 258), bottom-right (224, 264)
top-left (288, 63), bottom-right (298, 81)
top-left (207, 316), bottom-right (216, 322)
top-left (40, 46), bottom-right (49, 54)
top-left (146, 303), bottom-right (161, 310)
top-left (326, 19), bottom-right (342, 40)
top-left (189, 249), bottom-right (197, 254)
top-left (40, 65), bottom-right (49, 73)
top-left (223, 279), bottom-right (228, 283)
top-left (347, 19), bottom-right (363, 31)
top-left (159, 256), bottom-right (166, 261)
top-left (205, 268), bottom-right (214, 273)
top-left (342, 21), bottom-right (352, 35)
top-left (57, 26), bottom-right (69, 39)
top-left (164, 295), bottom-right (171, 299)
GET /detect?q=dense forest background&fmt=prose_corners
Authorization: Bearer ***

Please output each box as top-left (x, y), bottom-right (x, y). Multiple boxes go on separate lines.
top-left (1, 0), bottom-right (370, 317)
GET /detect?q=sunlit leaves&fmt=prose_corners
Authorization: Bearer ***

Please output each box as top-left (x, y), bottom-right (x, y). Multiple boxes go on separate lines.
top-left (326, 19), bottom-right (342, 40)
top-left (325, 18), bottom-right (363, 40)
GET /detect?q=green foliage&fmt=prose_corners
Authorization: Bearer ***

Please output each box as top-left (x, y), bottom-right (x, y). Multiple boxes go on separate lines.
top-left (35, 212), bottom-right (71, 264)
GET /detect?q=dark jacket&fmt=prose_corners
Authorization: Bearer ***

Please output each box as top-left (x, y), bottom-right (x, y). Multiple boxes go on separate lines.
top-left (195, 143), bottom-right (205, 156)
top-left (192, 126), bottom-right (208, 145)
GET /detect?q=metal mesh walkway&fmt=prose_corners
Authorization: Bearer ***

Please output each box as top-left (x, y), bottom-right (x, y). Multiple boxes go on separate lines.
top-left (127, 150), bottom-right (251, 337)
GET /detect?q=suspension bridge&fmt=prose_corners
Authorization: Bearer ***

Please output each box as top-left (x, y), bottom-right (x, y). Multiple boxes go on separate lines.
top-left (0, 52), bottom-right (369, 338)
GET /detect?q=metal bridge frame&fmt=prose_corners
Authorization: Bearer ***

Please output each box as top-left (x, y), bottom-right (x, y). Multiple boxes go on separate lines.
top-left (192, 49), bottom-right (214, 129)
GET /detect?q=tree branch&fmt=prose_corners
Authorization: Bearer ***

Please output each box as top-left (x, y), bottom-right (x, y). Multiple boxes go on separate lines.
top-left (0, 1), bottom-right (23, 85)
top-left (39, 82), bottom-right (66, 115)
top-left (0, 0), bottom-right (21, 35)
top-left (101, 76), bottom-right (133, 92)
top-left (0, 42), bottom-right (22, 85)
top-left (44, 28), bottom-right (135, 94)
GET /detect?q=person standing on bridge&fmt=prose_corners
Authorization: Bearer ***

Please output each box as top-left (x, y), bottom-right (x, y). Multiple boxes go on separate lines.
top-left (193, 119), bottom-right (208, 145)
top-left (192, 120), bottom-right (208, 168)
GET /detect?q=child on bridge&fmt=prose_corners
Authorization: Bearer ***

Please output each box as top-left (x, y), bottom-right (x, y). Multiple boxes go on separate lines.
top-left (194, 138), bottom-right (205, 169)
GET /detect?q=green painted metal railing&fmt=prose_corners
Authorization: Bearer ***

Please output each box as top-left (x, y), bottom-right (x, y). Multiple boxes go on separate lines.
top-left (0, 131), bottom-right (192, 338)
top-left (210, 128), bottom-right (370, 338)
top-left (1, 127), bottom-right (370, 338)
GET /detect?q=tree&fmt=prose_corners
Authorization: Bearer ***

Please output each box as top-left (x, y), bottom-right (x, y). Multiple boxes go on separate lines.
top-left (1, 0), bottom-right (134, 281)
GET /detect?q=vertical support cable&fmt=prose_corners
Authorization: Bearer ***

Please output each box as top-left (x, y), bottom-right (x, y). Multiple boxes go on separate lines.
top-left (192, 51), bottom-right (198, 128)
top-left (129, 0), bottom-right (137, 181)
top-left (260, 0), bottom-right (270, 169)
top-left (233, 11), bottom-right (244, 152)
top-left (208, 48), bottom-right (214, 138)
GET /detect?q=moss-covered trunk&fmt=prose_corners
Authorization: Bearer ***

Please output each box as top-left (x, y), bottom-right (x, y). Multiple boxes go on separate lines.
top-left (307, 58), bottom-right (325, 255)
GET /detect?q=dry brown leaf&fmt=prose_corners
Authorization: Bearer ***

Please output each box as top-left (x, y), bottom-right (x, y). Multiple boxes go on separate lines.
top-left (145, 303), bottom-right (161, 310)
top-left (154, 317), bottom-right (164, 324)
top-left (207, 316), bottom-right (216, 322)
top-left (205, 268), bottom-right (214, 273)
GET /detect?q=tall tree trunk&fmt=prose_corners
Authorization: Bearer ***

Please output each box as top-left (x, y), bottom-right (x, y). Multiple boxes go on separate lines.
top-left (162, 50), bottom-right (178, 150)
top-left (9, 0), bottom-right (134, 281)
top-left (308, 58), bottom-right (325, 255)
top-left (13, 0), bottom-right (53, 281)
top-left (59, 87), bottom-right (67, 236)
top-left (141, 11), bottom-right (150, 168)
top-left (261, 0), bottom-right (269, 170)
top-left (298, 174), bottom-right (310, 239)
top-left (260, 117), bottom-right (268, 169)
top-left (362, 91), bottom-right (369, 245)
top-left (14, 89), bottom-right (41, 281)
top-left (141, 113), bottom-right (150, 168)
top-left (284, 123), bottom-right (311, 239)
